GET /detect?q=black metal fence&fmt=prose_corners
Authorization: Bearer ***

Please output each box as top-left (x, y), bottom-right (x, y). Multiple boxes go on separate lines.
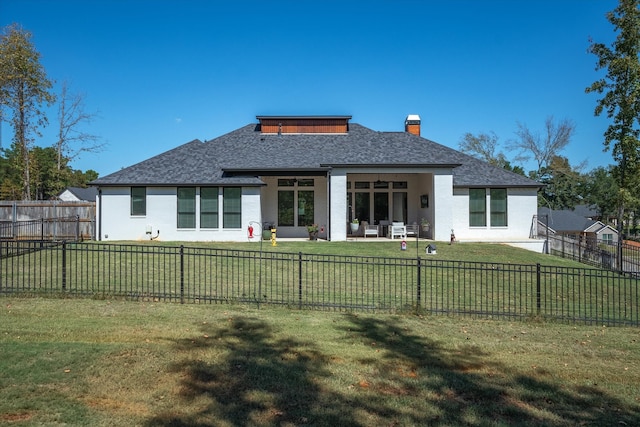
top-left (546, 233), bottom-right (640, 275)
top-left (1, 241), bottom-right (638, 326)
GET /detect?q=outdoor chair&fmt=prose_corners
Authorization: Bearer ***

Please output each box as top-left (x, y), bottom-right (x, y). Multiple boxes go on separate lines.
top-left (406, 223), bottom-right (419, 237)
top-left (389, 222), bottom-right (406, 239)
top-left (362, 221), bottom-right (379, 238)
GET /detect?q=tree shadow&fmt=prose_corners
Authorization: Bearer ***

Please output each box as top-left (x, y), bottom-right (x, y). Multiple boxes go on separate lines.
top-left (145, 313), bottom-right (639, 426)
top-left (145, 316), bottom-right (361, 426)
top-left (340, 315), bottom-right (640, 425)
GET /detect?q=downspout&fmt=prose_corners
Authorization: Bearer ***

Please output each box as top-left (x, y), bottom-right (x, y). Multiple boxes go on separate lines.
top-left (97, 187), bottom-right (102, 241)
top-left (327, 169), bottom-right (332, 241)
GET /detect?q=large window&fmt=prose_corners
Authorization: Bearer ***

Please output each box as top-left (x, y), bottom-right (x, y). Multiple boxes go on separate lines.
top-left (277, 179), bottom-right (315, 227)
top-left (278, 190), bottom-right (294, 226)
top-left (355, 192), bottom-right (370, 223)
top-left (298, 191), bottom-right (314, 226)
top-left (177, 187), bottom-right (196, 228)
top-left (131, 187), bottom-right (146, 216)
top-left (490, 188), bottom-right (507, 226)
top-left (223, 187), bottom-right (241, 228)
top-left (200, 187), bottom-right (219, 228)
top-left (469, 188), bottom-right (486, 227)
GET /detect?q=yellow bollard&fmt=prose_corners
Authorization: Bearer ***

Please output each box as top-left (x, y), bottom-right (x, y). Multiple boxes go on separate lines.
top-left (270, 227), bottom-right (277, 246)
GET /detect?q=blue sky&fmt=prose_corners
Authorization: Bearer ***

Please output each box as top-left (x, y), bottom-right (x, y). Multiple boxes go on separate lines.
top-left (1, 0), bottom-right (619, 177)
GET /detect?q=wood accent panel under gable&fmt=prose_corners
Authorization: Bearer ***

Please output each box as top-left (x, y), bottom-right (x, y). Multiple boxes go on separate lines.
top-left (259, 118), bottom-right (349, 134)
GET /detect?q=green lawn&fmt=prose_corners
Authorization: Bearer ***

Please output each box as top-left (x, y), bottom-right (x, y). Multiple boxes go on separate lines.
top-left (1, 298), bottom-right (639, 426)
top-left (130, 239), bottom-right (582, 266)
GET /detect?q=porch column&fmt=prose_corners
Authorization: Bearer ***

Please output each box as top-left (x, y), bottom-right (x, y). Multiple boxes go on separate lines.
top-left (329, 169), bottom-right (348, 241)
top-left (433, 172), bottom-right (454, 241)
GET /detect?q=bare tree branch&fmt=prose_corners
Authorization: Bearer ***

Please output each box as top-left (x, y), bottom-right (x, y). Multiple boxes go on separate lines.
top-left (509, 116), bottom-right (575, 176)
top-left (56, 80), bottom-right (104, 170)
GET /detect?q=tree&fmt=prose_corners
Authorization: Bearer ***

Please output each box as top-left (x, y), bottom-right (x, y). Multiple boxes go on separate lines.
top-left (586, 0), bottom-right (640, 241)
top-left (55, 81), bottom-right (103, 170)
top-left (509, 116), bottom-right (576, 180)
top-left (0, 24), bottom-right (55, 200)
top-left (459, 131), bottom-right (525, 174)
top-left (584, 166), bottom-right (619, 221)
top-left (537, 155), bottom-right (586, 209)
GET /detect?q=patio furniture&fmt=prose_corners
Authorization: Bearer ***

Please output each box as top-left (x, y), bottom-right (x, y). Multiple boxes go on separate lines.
top-left (389, 222), bottom-right (406, 239)
top-left (362, 221), bottom-right (379, 238)
top-left (406, 223), bottom-right (419, 237)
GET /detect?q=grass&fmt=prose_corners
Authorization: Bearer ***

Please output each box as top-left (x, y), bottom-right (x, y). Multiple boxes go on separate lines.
top-left (1, 298), bottom-right (639, 426)
top-left (126, 239), bottom-right (584, 266)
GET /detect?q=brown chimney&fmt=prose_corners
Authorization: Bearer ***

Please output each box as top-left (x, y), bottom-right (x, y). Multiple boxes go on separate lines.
top-left (405, 114), bottom-right (421, 136)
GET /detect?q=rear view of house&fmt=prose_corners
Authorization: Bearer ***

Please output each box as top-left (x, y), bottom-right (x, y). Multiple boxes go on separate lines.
top-left (92, 114), bottom-right (541, 243)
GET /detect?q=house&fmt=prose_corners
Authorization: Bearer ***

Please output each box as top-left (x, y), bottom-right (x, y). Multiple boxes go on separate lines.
top-left (537, 206), bottom-right (619, 245)
top-left (58, 186), bottom-right (98, 202)
top-left (92, 115), bottom-right (542, 243)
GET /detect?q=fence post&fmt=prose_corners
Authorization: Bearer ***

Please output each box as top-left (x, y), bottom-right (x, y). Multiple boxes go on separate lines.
top-left (416, 256), bottom-right (422, 309)
top-left (61, 241), bottom-right (67, 291)
top-left (536, 263), bottom-right (541, 315)
top-left (75, 215), bottom-right (80, 241)
top-left (298, 252), bottom-right (303, 309)
top-left (180, 245), bottom-right (184, 304)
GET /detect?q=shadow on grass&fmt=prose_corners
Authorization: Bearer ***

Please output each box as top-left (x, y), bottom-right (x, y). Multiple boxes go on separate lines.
top-left (146, 316), bottom-right (357, 426)
top-left (146, 314), bottom-right (639, 426)
top-left (341, 315), bottom-right (640, 425)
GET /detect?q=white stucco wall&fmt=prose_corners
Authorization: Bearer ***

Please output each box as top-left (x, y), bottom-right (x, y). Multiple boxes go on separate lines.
top-left (451, 187), bottom-right (538, 241)
top-left (432, 172), bottom-right (454, 241)
top-left (98, 186), bottom-right (262, 242)
top-left (329, 170), bottom-right (347, 241)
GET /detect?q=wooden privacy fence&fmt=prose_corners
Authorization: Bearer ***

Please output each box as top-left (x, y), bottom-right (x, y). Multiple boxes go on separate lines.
top-left (0, 201), bottom-right (95, 241)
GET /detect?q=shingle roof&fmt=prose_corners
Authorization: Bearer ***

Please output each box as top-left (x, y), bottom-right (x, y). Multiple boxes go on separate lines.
top-left (538, 207), bottom-right (598, 232)
top-left (92, 122), bottom-right (540, 188)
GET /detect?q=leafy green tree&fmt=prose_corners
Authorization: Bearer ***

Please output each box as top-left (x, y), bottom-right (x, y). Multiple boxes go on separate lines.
top-left (29, 146), bottom-right (61, 200)
top-left (537, 156), bottom-right (585, 209)
top-left (0, 143), bottom-right (90, 200)
top-left (0, 24), bottom-right (55, 200)
top-left (586, 0), bottom-right (640, 238)
top-left (583, 166), bottom-right (619, 222)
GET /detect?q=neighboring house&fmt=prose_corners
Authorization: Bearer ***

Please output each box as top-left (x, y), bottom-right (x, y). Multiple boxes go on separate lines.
top-left (92, 115), bottom-right (542, 243)
top-left (58, 186), bottom-right (98, 202)
top-left (537, 206), bottom-right (619, 245)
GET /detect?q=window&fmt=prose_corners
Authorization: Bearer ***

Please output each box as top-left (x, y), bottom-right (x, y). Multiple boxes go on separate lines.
top-left (355, 192), bottom-right (370, 223)
top-left (601, 233), bottom-right (613, 244)
top-left (131, 187), bottom-right (146, 216)
top-left (223, 187), bottom-right (241, 228)
top-left (278, 190), bottom-right (294, 226)
top-left (297, 178), bottom-right (314, 187)
top-left (490, 189), bottom-right (507, 226)
top-left (298, 191), bottom-right (314, 226)
top-left (200, 187), bottom-right (219, 228)
top-left (469, 188), bottom-right (486, 227)
top-left (277, 179), bottom-right (315, 227)
top-left (177, 187), bottom-right (196, 228)
top-left (278, 179), bottom-right (295, 187)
